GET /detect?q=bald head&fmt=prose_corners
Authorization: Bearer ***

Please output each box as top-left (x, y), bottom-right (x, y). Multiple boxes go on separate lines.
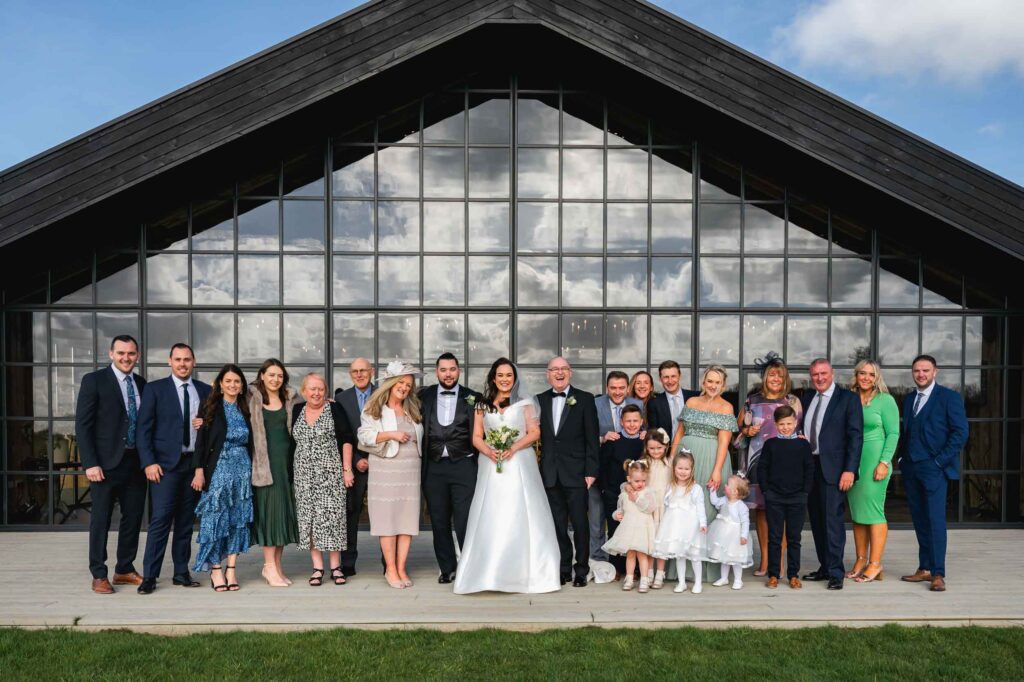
top-left (547, 356), bottom-right (572, 391)
top-left (349, 357), bottom-right (374, 390)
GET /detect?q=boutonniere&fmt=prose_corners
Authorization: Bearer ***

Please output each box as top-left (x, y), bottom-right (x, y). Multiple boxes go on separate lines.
top-left (465, 395), bottom-right (476, 407)
top-left (566, 396), bottom-right (577, 407)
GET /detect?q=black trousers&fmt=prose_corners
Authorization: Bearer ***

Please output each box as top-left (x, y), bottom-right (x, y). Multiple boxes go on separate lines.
top-left (88, 449), bottom-right (147, 579)
top-left (765, 492), bottom-right (806, 579)
top-left (142, 453), bottom-right (199, 579)
top-left (546, 482), bottom-right (590, 579)
top-left (807, 458), bottom-right (848, 580)
top-left (340, 469), bottom-right (368, 573)
top-left (601, 489), bottom-right (625, 574)
top-left (423, 456), bottom-right (477, 576)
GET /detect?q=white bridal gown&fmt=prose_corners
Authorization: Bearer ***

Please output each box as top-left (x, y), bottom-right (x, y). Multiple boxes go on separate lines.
top-left (453, 400), bottom-right (561, 594)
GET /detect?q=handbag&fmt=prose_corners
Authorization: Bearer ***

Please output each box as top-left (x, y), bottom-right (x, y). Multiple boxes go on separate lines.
top-left (357, 438), bottom-right (391, 458)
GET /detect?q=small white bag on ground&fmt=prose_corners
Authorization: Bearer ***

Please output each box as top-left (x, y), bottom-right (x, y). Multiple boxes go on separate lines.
top-left (589, 560), bottom-right (616, 584)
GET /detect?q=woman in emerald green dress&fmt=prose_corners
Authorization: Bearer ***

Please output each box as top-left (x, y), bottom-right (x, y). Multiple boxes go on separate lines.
top-left (847, 360), bottom-right (900, 584)
top-left (248, 359), bottom-right (299, 587)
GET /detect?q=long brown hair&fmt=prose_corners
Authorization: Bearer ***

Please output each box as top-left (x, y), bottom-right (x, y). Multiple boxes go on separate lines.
top-left (204, 364), bottom-right (250, 424)
top-left (253, 358), bottom-right (290, 405)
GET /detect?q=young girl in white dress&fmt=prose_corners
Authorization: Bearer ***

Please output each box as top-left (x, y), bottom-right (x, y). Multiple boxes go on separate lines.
top-left (602, 460), bottom-right (657, 593)
top-left (653, 450), bottom-right (708, 593)
top-left (644, 429), bottom-right (673, 589)
top-left (707, 475), bottom-right (753, 589)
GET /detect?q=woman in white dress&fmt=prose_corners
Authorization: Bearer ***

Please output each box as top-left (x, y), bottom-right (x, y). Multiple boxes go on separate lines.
top-left (453, 358), bottom-right (561, 594)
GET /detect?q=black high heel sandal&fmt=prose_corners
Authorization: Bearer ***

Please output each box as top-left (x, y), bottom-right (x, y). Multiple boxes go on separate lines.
top-left (225, 564), bottom-right (240, 591)
top-left (308, 567), bottom-right (325, 586)
top-left (330, 566), bottom-right (347, 585)
top-left (210, 566), bottom-right (228, 592)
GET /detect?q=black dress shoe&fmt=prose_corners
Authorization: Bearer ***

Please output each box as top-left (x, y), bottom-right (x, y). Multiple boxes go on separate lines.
top-left (560, 573), bottom-right (572, 585)
top-left (137, 578), bottom-right (157, 595)
top-left (827, 577), bottom-right (844, 590)
top-left (172, 573), bottom-right (200, 587)
top-left (802, 569), bottom-right (827, 581)
top-left (572, 576), bottom-right (587, 587)
top-left (438, 572), bottom-right (456, 584)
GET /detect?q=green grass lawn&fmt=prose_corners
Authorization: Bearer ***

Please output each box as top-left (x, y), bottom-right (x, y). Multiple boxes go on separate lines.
top-left (1, 625), bottom-right (1022, 680)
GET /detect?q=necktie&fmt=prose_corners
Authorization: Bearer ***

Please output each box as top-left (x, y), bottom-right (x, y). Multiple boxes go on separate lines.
top-left (182, 383), bottom-right (191, 449)
top-left (613, 404), bottom-right (622, 430)
top-left (807, 393), bottom-right (824, 453)
top-left (913, 391), bottom-right (924, 415)
top-left (553, 392), bottom-right (567, 398)
top-left (125, 377), bottom-right (137, 448)
top-left (440, 391), bottom-right (456, 395)
top-left (357, 391), bottom-right (367, 412)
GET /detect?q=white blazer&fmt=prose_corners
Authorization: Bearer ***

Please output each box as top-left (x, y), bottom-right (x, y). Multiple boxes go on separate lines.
top-left (358, 406), bottom-right (423, 459)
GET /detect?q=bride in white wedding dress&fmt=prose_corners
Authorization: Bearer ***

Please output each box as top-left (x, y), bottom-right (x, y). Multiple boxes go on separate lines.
top-left (453, 359), bottom-right (561, 594)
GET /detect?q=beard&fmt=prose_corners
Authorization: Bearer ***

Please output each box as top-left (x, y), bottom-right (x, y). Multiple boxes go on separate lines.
top-left (438, 375), bottom-right (459, 390)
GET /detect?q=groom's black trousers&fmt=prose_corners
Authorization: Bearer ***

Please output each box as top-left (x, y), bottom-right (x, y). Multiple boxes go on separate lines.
top-left (423, 455), bottom-right (477, 576)
top-left (547, 482), bottom-right (590, 580)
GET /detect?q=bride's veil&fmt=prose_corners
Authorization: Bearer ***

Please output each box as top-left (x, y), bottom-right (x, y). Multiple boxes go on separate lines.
top-left (505, 362), bottom-right (541, 431)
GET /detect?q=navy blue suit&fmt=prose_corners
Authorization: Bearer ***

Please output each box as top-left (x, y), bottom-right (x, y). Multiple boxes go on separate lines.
top-left (137, 375), bottom-right (211, 579)
top-left (800, 386), bottom-right (863, 580)
top-left (899, 383), bottom-right (967, 578)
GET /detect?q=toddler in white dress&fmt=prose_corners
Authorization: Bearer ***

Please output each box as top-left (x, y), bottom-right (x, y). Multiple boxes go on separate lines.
top-left (653, 449), bottom-right (708, 593)
top-left (602, 460), bottom-right (657, 593)
top-left (707, 475), bottom-right (753, 589)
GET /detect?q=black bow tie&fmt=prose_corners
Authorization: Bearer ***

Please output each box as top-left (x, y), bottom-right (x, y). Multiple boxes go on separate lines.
top-left (552, 392), bottom-right (567, 398)
top-left (440, 390), bottom-right (456, 395)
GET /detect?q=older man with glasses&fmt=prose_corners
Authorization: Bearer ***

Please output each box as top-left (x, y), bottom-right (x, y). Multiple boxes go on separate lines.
top-left (334, 358), bottom-right (377, 577)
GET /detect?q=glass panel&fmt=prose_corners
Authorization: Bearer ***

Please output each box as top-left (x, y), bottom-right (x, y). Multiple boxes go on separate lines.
top-left (878, 316), bottom-right (919, 366)
top-left (467, 95), bottom-right (510, 144)
top-left (468, 257), bottom-right (509, 306)
top-left (607, 100), bottom-right (647, 146)
top-left (966, 271), bottom-right (1005, 309)
top-left (964, 369), bottom-right (1001, 419)
top-left (699, 204), bottom-right (740, 253)
top-left (333, 313), bottom-right (375, 365)
top-left (468, 202), bottom-right (510, 252)
top-left (423, 256), bottom-right (465, 305)
top-left (283, 201), bottom-right (325, 251)
top-left (517, 256), bottom-right (558, 306)
top-left (786, 315), bottom-right (828, 367)
top-left (8, 475), bottom-right (50, 524)
top-left (699, 257), bottom-right (740, 306)
top-left (192, 312), bottom-right (234, 365)
top-left (562, 93), bottom-right (604, 145)
top-left (239, 162), bottom-right (279, 196)
top-left (377, 146), bottom-right (419, 197)
top-left (5, 312), bottom-right (47, 363)
top-left (517, 203), bottom-right (559, 253)
top-left (283, 255), bottom-right (325, 305)
top-left (607, 204), bottom-right (646, 253)
top-left (95, 313), bottom-right (140, 361)
top-left (744, 203), bottom-right (785, 253)
top-left (965, 421), bottom-right (1002, 470)
top-left (788, 203), bottom-right (829, 254)
top-left (95, 253), bottom-right (139, 305)
top-left (881, 366), bottom-right (914, 406)
top-left (606, 148), bottom-right (648, 200)
top-left (283, 148), bottom-right (325, 197)
top-left (699, 314), bottom-right (739, 365)
top-left (963, 475), bottom-right (1001, 522)
top-left (50, 254), bottom-right (92, 304)
top-left (332, 201), bottom-right (374, 251)
top-left (517, 95), bottom-right (559, 144)
top-left (423, 148), bottom-right (465, 198)
top-left (606, 258), bottom-right (647, 307)
top-left (699, 153), bottom-right (741, 201)
top-left (516, 149), bottom-right (559, 198)
top-left (562, 203), bottom-right (603, 253)
top-left (831, 213), bottom-right (872, 255)
top-left (237, 313), bottom-right (279, 364)
top-left (379, 102), bottom-right (420, 145)
top-left (377, 256), bottom-right (420, 306)
top-left (6, 367), bottom-right (48, 417)
top-left (831, 316), bottom-right (872, 366)
top-left (146, 312), bottom-right (188, 364)
top-left (965, 316), bottom-right (1002, 366)
top-left (469, 148), bottom-right (510, 198)
top-left (378, 313), bottom-right (420, 362)
top-left (191, 255), bottom-right (234, 305)
top-left (516, 313), bottom-right (558, 364)
top-left (787, 258), bottom-right (828, 308)
top-left (650, 257), bottom-right (692, 308)
top-left (879, 258), bottom-right (919, 307)
top-left (562, 149), bottom-right (603, 199)
top-left (561, 256), bottom-right (603, 307)
top-left (51, 312), bottom-right (93, 363)
top-left (561, 314), bottom-right (603, 363)
top-left (831, 257), bottom-right (872, 308)
top-left (237, 200), bottom-right (279, 251)
top-left (52, 366), bottom-right (89, 418)
top-left (283, 313), bottom-right (325, 364)
top-left (743, 258), bottom-right (784, 308)
top-left (423, 92), bottom-right (465, 143)
top-left (468, 314), bottom-right (510, 363)
top-left (331, 147), bottom-right (375, 197)
top-left (147, 206), bottom-right (189, 251)
top-left (519, 367), bottom-right (550, 395)
top-left (377, 201), bottom-right (420, 251)
top-left (606, 314), bottom-right (647, 365)
top-left (53, 473), bottom-right (92, 526)
top-left (922, 264), bottom-right (962, 308)
top-left (1008, 371), bottom-right (1021, 421)
top-left (742, 314), bottom-right (784, 364)
top-left (651, 148), bottom-right (693, 200)
top-left (424, 314), bottom-right (465, 360)
top-left (423, 202), bottom-right (465, 252)
top-left (7, 420), bottom-right (48, 469)
top-left (237, 255), bottom-right (280, 306)
top-left (52, 421), bottom-right (77, 469)
top-left (651, 203), bottom-right (692, 254)
top-left (922, 316), bottom-right (963, 366)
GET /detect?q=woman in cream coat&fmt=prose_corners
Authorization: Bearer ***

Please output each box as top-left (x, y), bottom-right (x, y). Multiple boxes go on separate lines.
top-left (357, 361), bottom-right (424, 589)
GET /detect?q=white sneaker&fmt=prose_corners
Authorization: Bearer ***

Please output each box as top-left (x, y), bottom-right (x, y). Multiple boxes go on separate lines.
top-left (712, 577), bottom-right (730, 587)
top-left (673, 581), bottom-right (687, 593)
top-left (652, 570), bottom-right (665, 589)
top-left (732, 581), bottom-right (743, 590)
top-left (692, 583), bottom-right (703, 594)
top-left (622, 577), bottom-right (635, 591)
top-left (638, 577), bottom-right (650, 594)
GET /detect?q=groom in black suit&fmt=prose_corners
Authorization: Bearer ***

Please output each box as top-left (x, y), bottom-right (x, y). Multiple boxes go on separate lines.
top-left (419, 353), bottom-right (482, 584)
top-left (537, 356), bottom-right (599, 587)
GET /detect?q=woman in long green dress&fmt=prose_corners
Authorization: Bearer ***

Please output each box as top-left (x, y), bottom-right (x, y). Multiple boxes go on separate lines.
top-left (248, 359), bottom-right (299, 587)
top-left (669, 365), bottom-right (738, 583)
top-left (847, 360), bottom-right (900, 583)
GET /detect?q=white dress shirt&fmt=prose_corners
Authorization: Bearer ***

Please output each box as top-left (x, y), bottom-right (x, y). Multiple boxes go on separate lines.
top-left (437, 384), bottom-right (458, 457)
top-left (111, 363), bottom-right (141, 414)
top-left (173, 375), bottom-right (201, 453)
top-left (913, 381), bottom-right (936, 415)
top-left (552, 387), bottom-right (571, 434)
top-left (806, 382), bottom-right (836, 455)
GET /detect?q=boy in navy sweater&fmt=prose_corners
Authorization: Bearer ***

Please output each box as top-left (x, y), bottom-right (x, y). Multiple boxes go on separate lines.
top-left (757, 404), bottom-right (814, 589)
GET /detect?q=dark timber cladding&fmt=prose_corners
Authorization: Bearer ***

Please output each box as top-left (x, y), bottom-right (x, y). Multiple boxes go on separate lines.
top-left (1, 0), bottom-right (1023, 256)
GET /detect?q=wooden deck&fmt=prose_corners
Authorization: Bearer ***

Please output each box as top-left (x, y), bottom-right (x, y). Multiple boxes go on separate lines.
top-left (2, 529), bottom-right (1021, 632)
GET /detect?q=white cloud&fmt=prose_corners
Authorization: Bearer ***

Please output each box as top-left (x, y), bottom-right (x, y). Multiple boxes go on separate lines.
top-left (777, 0), bottom-right (1024, 84)
top-left (977, 122), bottom-right (1004, 135)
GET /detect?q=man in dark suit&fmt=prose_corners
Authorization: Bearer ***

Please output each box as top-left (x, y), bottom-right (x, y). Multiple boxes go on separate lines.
top-left (537, 356), bottom-right (600, 587)
top-left (419, 352), bottom-right (482, 583)
top-left (646, 360), bottom-right (699, 436)
top-left (800, 358), bottom-right (864, 590)
top-left (334, 357), bottom-right (376, 577)
top-left (136, 343), bottom-right (211, 594)
top-left (76, 334), bottom-right (148, 593)
top-left (899, 354), bottom-right (968, 593)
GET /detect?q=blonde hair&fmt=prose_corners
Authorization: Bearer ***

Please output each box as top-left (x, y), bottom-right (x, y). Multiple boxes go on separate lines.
top-left (700, 365), bottom-right (728, 397)
top-left (729, 474), bottom-right (750, 499)
top-left (364, 374), bottom-right (423, 423)
top-left (623, 459), bottom-right (650, 477)
top-left (299, 372), bottom-right (327, 397)
top-left (670, 450), bottom-right (696, 493)
top-left (850, 360), bottom-right (889, 400)
top-left (760, 363), bottom-right (793, 398)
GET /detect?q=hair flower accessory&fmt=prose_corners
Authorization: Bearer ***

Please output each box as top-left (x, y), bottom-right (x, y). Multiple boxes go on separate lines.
top-left (380, 360), bottom-right (423, 380)
top-left (754, 351), bottom-right (785, 377)
top-left (651, 427), bottom-right (670, 444)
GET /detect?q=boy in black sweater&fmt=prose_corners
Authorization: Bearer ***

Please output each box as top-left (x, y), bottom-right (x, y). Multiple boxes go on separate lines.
top-left (757, 404), bottom-right (814, 589)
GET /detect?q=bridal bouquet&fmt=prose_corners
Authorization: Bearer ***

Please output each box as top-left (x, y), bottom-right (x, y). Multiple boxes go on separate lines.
top-left (485, 425), bottom-right (519, 473)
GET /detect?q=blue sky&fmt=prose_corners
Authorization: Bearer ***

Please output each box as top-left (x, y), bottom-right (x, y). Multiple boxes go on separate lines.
top-left (2, 0), bottom-right (1021, 186)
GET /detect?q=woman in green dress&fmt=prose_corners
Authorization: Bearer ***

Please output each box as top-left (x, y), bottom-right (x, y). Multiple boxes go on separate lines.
top-left (669, 365), bottom-right (738, 583)
top-left (847, 360), bottom-right (900, 584)
top-left (248, 358), bottom-right (299, 587)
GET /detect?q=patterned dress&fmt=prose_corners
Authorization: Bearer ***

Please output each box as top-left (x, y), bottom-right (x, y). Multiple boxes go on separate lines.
top-left (292, 406), bottom-right (347, 551)
top-left (739, 393), bottom-right (802, 510)
top-left (193, 401), bottom-right (253, 571)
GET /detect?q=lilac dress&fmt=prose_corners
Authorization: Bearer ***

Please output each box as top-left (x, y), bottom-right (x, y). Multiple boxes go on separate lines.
top-left (739, 393), bottom-right (802, 510)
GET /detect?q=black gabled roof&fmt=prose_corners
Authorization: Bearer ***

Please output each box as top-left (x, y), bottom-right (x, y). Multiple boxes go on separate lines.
top-left (1, 0), bottom-right (1022, 257)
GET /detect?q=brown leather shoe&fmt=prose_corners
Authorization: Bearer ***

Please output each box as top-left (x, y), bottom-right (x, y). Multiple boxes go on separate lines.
top-left (766, 577), bottom-right (779, 589)
top-left (91, 578), bottom-right (115, 594)
top-left (930, 576), bottom-right (946, 592)
top-left (789, 577), bottom-right (803, 589)
top-left (900, 569), bottom-right (932, 583)
top-left (113, 571), bottom-right (143, 586)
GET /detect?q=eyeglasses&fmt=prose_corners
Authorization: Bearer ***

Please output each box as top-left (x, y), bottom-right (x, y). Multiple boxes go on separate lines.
top-left (546, 366), bottom-right (571, 373)
top-left (350, 369), bottom-right (371, 374)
